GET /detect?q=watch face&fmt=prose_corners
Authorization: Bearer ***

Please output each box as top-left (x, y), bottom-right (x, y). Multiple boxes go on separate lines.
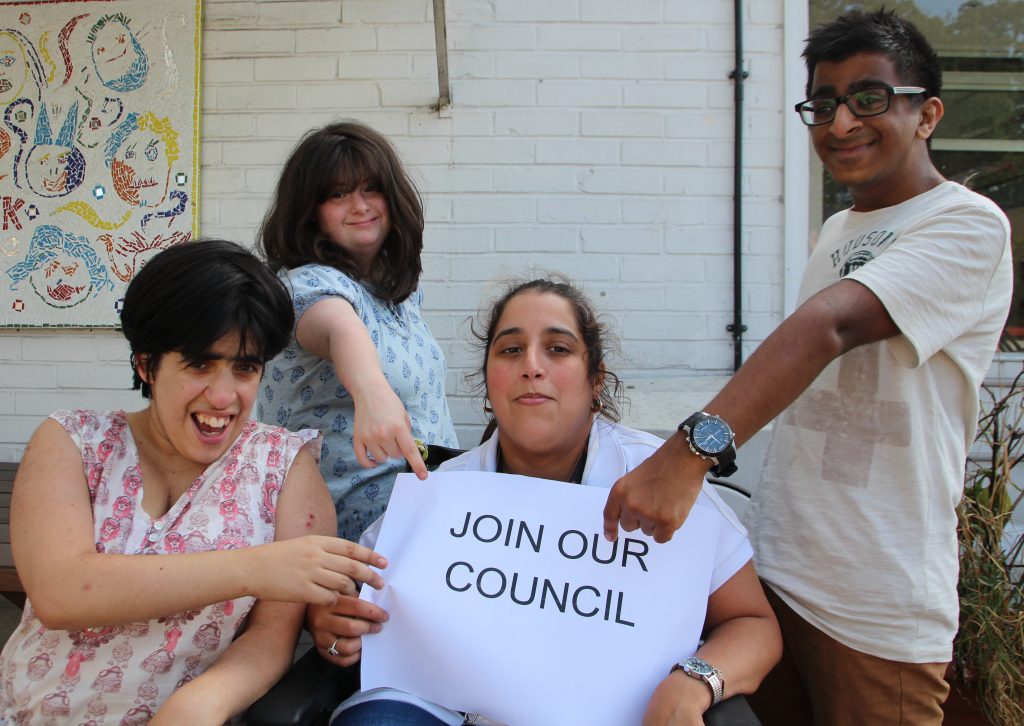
top-left (691, 417), bottom-right (732, 455)
top-left (682, 657), bottom-right (714, 677)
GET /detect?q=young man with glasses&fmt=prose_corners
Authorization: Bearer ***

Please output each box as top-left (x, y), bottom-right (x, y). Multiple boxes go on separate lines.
top-left (603, 10), bottom-right (1012, 724)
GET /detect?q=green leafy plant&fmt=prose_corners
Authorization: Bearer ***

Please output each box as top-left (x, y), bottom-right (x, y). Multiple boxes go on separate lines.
top-left (953, 367), bottom-right (1024, 725)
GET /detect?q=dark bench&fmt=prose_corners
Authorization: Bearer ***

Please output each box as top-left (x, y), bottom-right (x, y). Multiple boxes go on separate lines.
top-left (0, 463), bottom-right (24, 609)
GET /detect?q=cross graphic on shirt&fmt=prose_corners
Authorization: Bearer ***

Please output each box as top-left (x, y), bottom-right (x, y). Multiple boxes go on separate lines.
top-left (781, 345), bottom-right (911, 487)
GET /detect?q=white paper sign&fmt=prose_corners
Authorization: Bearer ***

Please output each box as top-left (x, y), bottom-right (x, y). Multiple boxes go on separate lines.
top-left (360, 472), bottom-right (721, 726)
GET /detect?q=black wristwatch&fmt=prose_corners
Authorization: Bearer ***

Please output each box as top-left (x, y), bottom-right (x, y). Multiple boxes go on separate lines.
top-left (678, 412), bottom-right (737, 477)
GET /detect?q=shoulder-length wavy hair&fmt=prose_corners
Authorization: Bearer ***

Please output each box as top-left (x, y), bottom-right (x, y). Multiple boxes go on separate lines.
top-left (258, 121), bottom-right (424, 304)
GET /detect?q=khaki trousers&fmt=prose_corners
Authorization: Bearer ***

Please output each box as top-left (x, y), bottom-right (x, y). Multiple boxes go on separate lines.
top-left (748, 584), bottom-right (949, 726)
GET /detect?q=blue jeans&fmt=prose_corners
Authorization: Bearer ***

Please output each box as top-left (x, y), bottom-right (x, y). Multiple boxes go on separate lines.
top-left (331, 699), bottom-right (451, 726)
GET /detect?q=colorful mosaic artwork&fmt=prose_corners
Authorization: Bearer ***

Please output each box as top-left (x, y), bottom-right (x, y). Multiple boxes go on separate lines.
top-left (0, 0), bottom-right (200, 327)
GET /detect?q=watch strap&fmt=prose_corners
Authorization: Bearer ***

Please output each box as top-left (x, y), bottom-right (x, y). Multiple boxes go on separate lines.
top-left (709, 447), bottom-right (738, 478)
top-left (679, 412), bottom-right (703, 433)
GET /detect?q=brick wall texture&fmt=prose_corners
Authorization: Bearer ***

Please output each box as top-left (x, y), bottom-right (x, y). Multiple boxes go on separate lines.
top-left (0, 0), bottom-right (789, 458)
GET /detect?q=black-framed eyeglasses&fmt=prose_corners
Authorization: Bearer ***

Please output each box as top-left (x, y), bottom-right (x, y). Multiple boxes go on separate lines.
top-left (794, 85), bottom-right (927, 127)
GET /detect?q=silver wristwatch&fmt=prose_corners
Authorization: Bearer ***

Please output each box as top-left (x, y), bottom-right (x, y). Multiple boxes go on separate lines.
top-left (671, 656), bottom-right (725, 705)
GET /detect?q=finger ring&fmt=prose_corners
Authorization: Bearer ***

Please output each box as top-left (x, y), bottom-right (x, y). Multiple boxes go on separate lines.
top-left (327, 638), bottom-right (341, 657)
top-left (366, 452), bottom-right (376, 463)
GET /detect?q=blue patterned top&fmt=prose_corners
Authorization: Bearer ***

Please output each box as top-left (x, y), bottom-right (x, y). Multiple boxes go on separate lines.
top-left (257, 264), bottom-right (457, 540)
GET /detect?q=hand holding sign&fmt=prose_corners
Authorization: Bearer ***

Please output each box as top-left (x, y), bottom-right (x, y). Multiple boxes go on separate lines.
top-left (308, 595), bottom-right (389, 667)
top-left (360, 472), bottom-right (720, 726)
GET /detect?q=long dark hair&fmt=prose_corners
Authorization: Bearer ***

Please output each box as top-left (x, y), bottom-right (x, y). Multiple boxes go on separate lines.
top-left (470, 275), bottom-right (626, 441)
top-left (120, 239), bottom-right (293, 398)
top-left (258, 121), bottom-right (424, 304)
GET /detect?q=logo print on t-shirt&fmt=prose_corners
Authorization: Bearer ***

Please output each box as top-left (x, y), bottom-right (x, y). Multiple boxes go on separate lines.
top-left (840, 250), bottom-right (874, 278)
top-left (781, 346), bottom-right (910, 486)
top-left (829, 229), bottom-right (895, 271)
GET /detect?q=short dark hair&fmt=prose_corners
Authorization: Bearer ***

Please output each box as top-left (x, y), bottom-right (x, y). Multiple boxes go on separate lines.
top-left (120, 239), bottom-right (294, 397)
top-left (258, 121), bottom-right (424, 304)
top-left (803, 9), bottom-right (942, 100)
top-left (470, 276), bottom-right (625, 440)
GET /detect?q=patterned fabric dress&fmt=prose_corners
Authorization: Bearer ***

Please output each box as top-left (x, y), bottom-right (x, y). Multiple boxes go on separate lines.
top-left (0, 410), bottom-right (320, 725)
top-left (257, 264), bottom-right (457, 541)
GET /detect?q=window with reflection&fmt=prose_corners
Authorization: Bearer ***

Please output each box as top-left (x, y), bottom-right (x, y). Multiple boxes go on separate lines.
top-left (809, 0), bottom-right (1023, 350)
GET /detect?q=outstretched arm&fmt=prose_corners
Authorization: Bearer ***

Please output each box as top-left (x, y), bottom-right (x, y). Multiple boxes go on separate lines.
top-left (13, 422), bottom-right (386, 630)
top-left (296, 296), bottom-right (428, 479)
top-left (605, 279), bottom-right (899, 543)
top-left (308, 508), bottom-right (389, 666)
top-left (642, 562), bottom-right (781, 725)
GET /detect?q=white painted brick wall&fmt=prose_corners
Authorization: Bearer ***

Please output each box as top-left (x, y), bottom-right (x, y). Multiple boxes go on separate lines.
top-left (0, 0), bottom-right (789, 458)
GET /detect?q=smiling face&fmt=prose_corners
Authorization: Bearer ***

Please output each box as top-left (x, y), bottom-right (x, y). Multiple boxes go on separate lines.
top-left (485, 291), bottom-right (600, 476)
top-left (30, 148), bottom-right (68, 194)
top-left (25, 144), bottom-right (85, 197)
top-left (809, 52), bottom-right (943, 212)
top-left (28, 249), bottom-right (92, 307)
top-left (315, 180), bottom-right (390, 272)
top-left (111, 127), bottom-right (170, 207)
top-left (91, 19), bottom-right (142, 84)
top-left (138, 332), bottom-right (263, 468)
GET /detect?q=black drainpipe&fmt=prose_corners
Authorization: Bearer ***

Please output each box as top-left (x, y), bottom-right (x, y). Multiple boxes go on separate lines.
top-left (728, 0), bottom-right (748, 371)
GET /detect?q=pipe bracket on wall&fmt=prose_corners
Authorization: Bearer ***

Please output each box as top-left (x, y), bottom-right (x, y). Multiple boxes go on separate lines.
top-left (432, 0), bottom-right (452, 117)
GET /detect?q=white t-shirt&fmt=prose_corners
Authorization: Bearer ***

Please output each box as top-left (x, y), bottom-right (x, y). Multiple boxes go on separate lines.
top-left (337, 419), bottom-right (753, 724)
top-left (745, 181), bottom-right (1012, 662)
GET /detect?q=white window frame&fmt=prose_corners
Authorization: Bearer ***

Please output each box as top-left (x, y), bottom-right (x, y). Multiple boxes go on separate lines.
top-left (784, 0), bottom-right (812, 316)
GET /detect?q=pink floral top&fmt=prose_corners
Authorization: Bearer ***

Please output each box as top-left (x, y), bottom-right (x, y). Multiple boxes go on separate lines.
top-left (0, 410), bottom-right (321, 725)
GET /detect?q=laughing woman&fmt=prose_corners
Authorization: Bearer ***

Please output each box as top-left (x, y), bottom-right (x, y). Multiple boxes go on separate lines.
top-left (0, 241), bottom-right (386, 724)
top-left (312, 277), bottom-right (782, 726)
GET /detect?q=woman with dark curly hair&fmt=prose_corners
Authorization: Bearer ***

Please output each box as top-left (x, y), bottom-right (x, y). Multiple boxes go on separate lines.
top-left (313, 276), bottom-right (781, 726)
